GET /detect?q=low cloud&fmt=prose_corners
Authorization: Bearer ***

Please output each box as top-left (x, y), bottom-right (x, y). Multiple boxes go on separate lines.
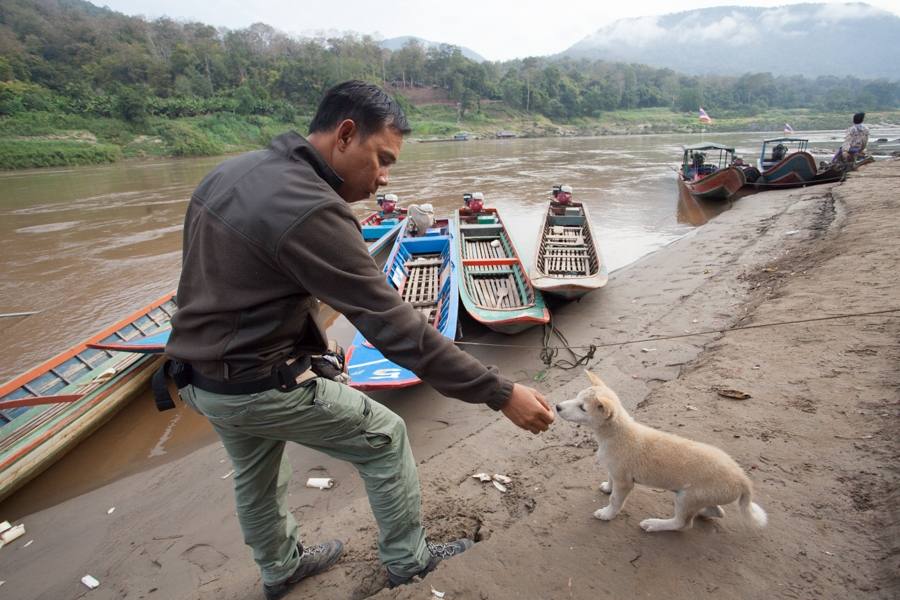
top-left (589, 12), bottom-right (759, 48)
top-left (816, 2), bottom-right (885, 23)
top-left (586, 15), bottom-right (666, 46)
top-left (583, 4), bottom-right (889, 51)
top-left (672, 13), bottom-right (761, 46)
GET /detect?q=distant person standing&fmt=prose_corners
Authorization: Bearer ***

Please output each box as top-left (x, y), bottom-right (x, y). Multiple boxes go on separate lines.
top-left (835, 112), bottom-right (869, 165)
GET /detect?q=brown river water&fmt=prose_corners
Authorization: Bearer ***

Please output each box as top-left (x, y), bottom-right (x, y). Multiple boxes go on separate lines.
top-left (0, 129), bottom-right (864, 517)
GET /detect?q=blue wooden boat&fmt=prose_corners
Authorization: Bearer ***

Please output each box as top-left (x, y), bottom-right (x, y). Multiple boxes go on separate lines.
top-left (0, 292), bottom-right (176, 501)
top-left (346, 217), bottom-right (460, 391)
top-left (455, 196), bottom-right (550, 334)
top-left (361, 194), bottom-right (407, 259)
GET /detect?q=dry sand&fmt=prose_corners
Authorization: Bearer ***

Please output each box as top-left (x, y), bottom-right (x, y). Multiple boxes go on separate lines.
top-left (1, 160), bottom-right (898, 599)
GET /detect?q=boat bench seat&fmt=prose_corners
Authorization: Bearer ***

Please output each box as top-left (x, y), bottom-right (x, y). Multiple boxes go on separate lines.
top-left (406, 258), bottom-right (444, 268)
top-left (469, 268), bottom-right (516, 276)
top-left (547, 216), bottom-right (585, 227)
top-left (544, 249), bottom-right (589, 257)
top-left (545, 238), bottom-right (585, 245)
top-left (460, 224), bottom-right (503, 232)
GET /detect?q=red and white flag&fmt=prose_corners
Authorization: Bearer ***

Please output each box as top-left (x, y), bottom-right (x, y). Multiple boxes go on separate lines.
top-left (784, 123), bottom-right (794, 134)
top-left (698, 107), bottom-right (712, 124)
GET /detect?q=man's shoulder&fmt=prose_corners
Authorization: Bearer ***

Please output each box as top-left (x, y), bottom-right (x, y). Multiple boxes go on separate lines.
top-left (191, 147), bottom-right (347, 254)
top-left (193, 149), bottom-right (271, 200)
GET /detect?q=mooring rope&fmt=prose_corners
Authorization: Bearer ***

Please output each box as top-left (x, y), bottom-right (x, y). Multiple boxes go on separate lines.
top-left (454, 308), bottom-right (900, 354)
top-left (539, 315), bottom-right (597, 370)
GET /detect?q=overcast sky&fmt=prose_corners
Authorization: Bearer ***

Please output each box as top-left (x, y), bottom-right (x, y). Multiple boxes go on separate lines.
top-left (92, 0), bottom-right (900, 61)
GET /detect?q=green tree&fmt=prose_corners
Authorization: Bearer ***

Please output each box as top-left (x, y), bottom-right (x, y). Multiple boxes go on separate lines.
top-left (115, 84), bottom-right (150, 123)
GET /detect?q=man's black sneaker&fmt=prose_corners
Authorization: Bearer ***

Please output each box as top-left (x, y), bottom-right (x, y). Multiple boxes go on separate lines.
top-left (263, 540), bottom-right (344, 600)
top-left (386, 538), bottom-right (474, 588)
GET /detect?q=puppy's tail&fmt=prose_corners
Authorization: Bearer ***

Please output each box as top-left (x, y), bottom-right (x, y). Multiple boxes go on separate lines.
top-left (739, 484), bottom-right (768, 528)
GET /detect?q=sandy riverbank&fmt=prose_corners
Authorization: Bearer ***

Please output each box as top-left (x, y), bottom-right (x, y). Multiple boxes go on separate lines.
top-left (1, 160), bottom-right (898, 599)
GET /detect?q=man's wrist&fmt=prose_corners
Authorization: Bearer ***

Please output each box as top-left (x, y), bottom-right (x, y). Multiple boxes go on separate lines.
top-left (486, 377), bottom-right (514, 411)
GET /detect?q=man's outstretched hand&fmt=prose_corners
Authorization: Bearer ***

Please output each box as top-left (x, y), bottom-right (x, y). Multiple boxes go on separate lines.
top-left (501, 383), bottom-right (555, 434)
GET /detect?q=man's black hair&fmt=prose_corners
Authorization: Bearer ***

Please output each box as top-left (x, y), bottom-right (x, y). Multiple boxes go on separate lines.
top-left (309, 80), bottom-right (411, 137)
top-left (853, 112), bottom-right (866, 124)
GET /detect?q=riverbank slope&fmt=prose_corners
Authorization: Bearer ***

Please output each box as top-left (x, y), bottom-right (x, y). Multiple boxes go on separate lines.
top-left (0, 160), bottom-right (896, 599)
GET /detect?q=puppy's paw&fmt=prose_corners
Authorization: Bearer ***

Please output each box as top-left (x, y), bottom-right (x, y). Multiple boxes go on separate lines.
top-left (599, 481), bottom-right (612, 494)
top-left (639, 518), bottom-right (671, 532)
top-left (593, 506), bottom-right (617, 521)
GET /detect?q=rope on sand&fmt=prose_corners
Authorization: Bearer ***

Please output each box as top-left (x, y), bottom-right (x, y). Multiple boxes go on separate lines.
top-left (539, 315), bottom-right (596, 370)
top-left (454, 308), bottom-right (900, 354)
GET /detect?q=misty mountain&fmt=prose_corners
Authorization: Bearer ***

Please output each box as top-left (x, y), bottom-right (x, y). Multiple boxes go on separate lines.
top-left (380, 36), bottom-right (486, 63)
top-left (562, 3), bottom-right (900, 79)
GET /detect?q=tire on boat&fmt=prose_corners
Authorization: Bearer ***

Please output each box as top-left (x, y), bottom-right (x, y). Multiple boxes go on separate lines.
top-left (742, 166), bottom-right (761, 183)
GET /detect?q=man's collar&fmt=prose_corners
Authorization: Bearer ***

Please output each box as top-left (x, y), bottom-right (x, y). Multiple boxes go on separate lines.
top-left (270, 131), bottom-right (344, 192)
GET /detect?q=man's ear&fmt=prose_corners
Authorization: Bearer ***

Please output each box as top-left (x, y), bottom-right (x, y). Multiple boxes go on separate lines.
top-left (336, 119), bottom-right (357, 150)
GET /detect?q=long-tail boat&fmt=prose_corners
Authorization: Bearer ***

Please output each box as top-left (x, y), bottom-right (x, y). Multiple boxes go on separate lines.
top-left (678, 143), bottom-right (746, 201)
top-left (454, 193), bottom-right (549, 334)
top-left (531, 185), bottom-right (608, 300)
top-left (346, 214), bottom-right (460, 390)
top-left (754, 137), bottom-right (818, 186)
top-left (0, 292), bottom-right (176, 501)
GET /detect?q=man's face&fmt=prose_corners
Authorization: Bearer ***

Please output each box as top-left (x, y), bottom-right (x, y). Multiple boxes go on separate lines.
top-left (333, 122), bottom-right (403, 203)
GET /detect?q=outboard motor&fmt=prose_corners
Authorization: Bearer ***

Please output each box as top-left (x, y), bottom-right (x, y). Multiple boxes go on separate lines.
top-left (378, 192), bottom-right (398, 215)
top-left (556, 184), bottom-right (573, 205)
top-left (375, 194), bottom-right (398, 215)
top-left (406, 203), bottom-right (435, 236)
top-left (772, 144), bottom-right (788, 162)
top-left (464, 191), bottom-right (485, 213)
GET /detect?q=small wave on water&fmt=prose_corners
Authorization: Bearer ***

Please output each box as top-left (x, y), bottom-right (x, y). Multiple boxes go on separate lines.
top-left (15, 220), bottom-right (82, 234)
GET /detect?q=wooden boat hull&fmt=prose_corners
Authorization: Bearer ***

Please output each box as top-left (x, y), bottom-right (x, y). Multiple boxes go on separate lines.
top-left (756, 151), bottom-right (818, 188)
top-left (532, 281), bottom-right (604, 301)
top-left (0, 356), bottom-right (161, 501)
top-left (0, 292), bottom-right (177, 501)
top-left (347, 219), bottom-right (460, 391)
top-left (679, 166), bottom-right (746, 201)
top-left (531, 201), bottom-right (608, 300)
top-left (455, 207), bottom-right (549, 334)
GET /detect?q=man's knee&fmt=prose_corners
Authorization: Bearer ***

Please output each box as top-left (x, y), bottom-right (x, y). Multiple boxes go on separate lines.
top-left (365, 405), bottom-right (408, 452)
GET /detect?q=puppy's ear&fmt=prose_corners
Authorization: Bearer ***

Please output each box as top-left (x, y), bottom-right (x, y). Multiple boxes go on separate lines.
top-left (585, 370), bottom-right (605, 388)
top-left (587, 394), bottom-right (615, 421)
top-left (596, 397), bottom-right (615, 421)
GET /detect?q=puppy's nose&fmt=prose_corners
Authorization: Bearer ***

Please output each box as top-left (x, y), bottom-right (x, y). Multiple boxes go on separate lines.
top-left (555, 405), bottom-right (562, 413)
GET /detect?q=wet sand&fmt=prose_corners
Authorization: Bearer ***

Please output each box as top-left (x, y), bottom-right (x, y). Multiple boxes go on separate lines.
top-left (1, 160), bottom-right (898, 599)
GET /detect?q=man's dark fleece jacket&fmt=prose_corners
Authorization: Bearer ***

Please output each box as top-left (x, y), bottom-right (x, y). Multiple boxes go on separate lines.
top-left (167, 131), bottom-right (513, 410)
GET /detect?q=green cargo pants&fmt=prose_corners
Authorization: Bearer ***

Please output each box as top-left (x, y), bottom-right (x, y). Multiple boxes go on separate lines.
top-left (180, 377), bottom-right (430, 585)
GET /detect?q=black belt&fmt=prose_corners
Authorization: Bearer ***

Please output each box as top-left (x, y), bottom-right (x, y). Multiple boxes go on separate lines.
top-left (152, 356), bottom-right (316, 411)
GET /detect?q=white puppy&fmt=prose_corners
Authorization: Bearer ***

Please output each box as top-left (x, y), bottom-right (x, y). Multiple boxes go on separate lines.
top-left (556, 371), bottom-right (767, 532)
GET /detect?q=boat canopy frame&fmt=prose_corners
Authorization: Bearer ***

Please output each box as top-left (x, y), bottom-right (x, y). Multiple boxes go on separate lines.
top-left (681, 143), bottom-right (736, 178)
top-left (759, 137), bottom-right (809, 167)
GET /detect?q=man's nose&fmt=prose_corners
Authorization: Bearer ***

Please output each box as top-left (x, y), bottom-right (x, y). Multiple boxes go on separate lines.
top-left (377, 172), bottom-right (389, 186)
